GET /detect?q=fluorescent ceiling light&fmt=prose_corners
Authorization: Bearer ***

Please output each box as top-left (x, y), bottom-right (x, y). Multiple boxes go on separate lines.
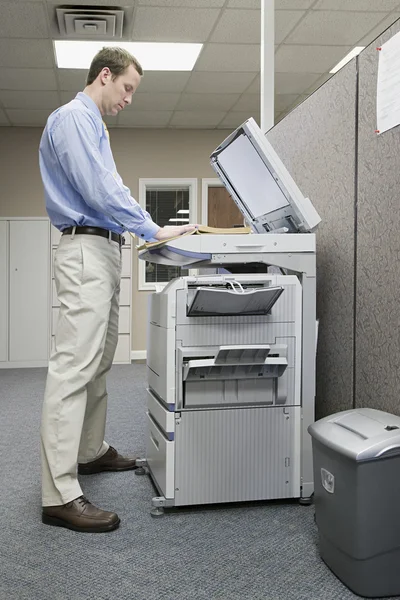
top-left (177, 209), bottom-right (190, 214)
top-left (54, 41), bottom-right (203, 71)
top-left (169, 218), bottom-right (190, 222)
top-left (330, 47), bottom-right (364, 74)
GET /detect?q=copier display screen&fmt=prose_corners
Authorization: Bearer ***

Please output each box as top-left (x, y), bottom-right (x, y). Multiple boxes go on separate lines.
top-left (217, 133), bottom-right (289, 218)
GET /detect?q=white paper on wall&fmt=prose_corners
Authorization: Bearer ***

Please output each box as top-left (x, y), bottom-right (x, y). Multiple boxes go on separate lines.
top-left (377, 30), bottom-right (400, 135)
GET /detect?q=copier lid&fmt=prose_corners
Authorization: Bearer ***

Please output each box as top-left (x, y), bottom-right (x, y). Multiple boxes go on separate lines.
top-left (210, 118), bottom-right (321, 234)
top-left (308, 408), bottom-right (400, 462)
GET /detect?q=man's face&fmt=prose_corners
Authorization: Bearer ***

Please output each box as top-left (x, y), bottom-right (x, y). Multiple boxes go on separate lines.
top-left (101, 64), bottom-right (141, 116)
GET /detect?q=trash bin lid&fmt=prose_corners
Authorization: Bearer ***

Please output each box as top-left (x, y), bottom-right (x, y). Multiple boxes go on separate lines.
top-left (308, 408), bottom-right (400, 461)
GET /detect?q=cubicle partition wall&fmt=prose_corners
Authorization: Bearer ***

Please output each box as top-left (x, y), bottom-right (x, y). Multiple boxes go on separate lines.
top-left (356, 21), bottom-right (400, 414)
top-left (267, 19), bottom-right (400, 419)
top-left (267, 61), bottom-right (357, 420)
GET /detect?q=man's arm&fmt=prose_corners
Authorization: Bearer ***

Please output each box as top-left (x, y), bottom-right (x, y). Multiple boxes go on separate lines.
top-left (51, 111), bottom-right (196, 241)
top-left (51, 110), bottom-right (160, 240)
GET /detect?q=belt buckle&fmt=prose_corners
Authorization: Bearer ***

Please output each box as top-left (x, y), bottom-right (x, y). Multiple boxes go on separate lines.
top-left (120, 235), bottom-right (125, 246)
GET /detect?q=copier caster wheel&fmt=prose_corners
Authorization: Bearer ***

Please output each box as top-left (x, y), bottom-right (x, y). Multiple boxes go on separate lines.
top-left (299, 494), bottom-right (313, 506)
top-left (134, 458), bottom-right (147, 476)
top-left (150, 496), bottom-right (167, 518)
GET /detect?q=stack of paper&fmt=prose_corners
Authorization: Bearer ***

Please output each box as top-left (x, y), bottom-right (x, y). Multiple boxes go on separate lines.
top-left (137, 225), bottom-right (251, 251)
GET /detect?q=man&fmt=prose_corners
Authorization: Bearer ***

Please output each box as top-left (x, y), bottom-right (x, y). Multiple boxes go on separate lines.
top-left (39, 47), bottom-right (195, 533)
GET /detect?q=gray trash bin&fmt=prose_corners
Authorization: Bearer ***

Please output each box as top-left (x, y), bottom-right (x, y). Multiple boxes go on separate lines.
top-left (308, 408), bottom-right (400, 598)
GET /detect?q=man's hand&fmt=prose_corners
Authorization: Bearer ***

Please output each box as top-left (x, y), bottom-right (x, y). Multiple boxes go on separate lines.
top-left (154, 224), bottom-right (197, 241)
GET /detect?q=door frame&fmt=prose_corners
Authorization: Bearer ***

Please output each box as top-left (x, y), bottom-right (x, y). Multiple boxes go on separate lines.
top-left (201, 178), bottom-right (224, 227)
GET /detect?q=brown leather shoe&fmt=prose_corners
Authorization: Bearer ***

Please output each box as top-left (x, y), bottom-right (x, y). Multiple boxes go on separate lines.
top-left (42, 496), bottom-right (120, 533)
top-left (78, 446), bottom-right (138, 475)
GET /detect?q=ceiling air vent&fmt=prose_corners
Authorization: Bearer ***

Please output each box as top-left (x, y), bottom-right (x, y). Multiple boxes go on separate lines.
top-left (56, 6), bottom-right (124, 38)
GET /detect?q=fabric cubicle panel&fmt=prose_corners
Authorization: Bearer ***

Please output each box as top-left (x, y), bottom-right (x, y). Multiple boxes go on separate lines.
top-left (356, 19), bottom-right (400, 414)
top-left (266, 61), bottom-right (357, 420)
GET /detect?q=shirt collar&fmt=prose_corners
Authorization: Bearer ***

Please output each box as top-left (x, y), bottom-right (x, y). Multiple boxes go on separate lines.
top-left (75, 92), bottom-right (102, 120)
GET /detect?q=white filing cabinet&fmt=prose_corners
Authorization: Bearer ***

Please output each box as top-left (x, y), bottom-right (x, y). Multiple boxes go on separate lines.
top-left (0, 218), bottom-right (50, 367)
top-left (50, 226), bottom-right (132, 364)
top-left (0, 221), bottom-right (7, 363)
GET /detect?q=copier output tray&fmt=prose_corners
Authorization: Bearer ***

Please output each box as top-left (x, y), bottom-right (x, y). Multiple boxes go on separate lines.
top-left (187, 285), bottom-right (283, 317)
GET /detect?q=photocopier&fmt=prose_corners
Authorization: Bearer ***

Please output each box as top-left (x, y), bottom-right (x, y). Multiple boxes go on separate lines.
top-left (136, 118), bottom-right (321, 516)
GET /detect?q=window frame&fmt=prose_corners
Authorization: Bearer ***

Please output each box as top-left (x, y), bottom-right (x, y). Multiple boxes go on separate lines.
top-left (138, 178), bottom-right (198, 291)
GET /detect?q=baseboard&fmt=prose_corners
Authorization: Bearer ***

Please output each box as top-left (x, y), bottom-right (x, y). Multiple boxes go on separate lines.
top-left (131, 350), bottom-right (147, 361)
top-left (0, 360), bottom-right (48, 369)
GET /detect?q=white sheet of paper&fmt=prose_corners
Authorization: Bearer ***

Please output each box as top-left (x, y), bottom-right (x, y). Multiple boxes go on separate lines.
top-left (377, 30), bottom-right (400, 134)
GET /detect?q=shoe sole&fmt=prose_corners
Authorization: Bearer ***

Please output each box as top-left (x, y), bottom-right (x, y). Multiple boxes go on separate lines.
top-left (42, 514), bottom-right (120, 533)
top-left (78, 464), bottom-right (138, 475)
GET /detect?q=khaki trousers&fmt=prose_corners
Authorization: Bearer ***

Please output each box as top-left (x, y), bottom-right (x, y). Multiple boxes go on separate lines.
top-left (41, 233), bottom-right (122, 506)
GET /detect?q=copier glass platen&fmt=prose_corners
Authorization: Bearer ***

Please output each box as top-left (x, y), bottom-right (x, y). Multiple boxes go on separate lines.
top-left (210, 117), bottom-right (321, 234)
top-left (137, 118), bottom-right (321, 517)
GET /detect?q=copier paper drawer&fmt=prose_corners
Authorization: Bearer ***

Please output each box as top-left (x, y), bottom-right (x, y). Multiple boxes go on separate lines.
top-left (146, 413), bottom-right (174, 499)
top-left (147, 389), bottom-right (175, 439)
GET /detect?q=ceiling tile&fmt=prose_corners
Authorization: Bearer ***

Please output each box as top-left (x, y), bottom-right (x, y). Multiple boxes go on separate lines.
top-left (186, 71), bottom-right (256, 93)
top-left (275, 72), bottom-right (321, 94)
top-left (314, 0), bottom-right (400, 10)
top-left (0, 2), bottom-right (49, 38)
top-left (285, 11), bottom-right (389, 45)
top-left (276, 0), bottom-right (315, 7)
top-left (0, 90), bottom-right (60, 110)
top-left (276, 10), bottom-right (306, 44)
top-left (130, 93), bottom-right (180, 111)
top-left (132, 7), bottom-right (221, 42)
top-left (57, 70), bottom-right (87, 91)
top-left (118, 110), bottom-right (172, 127)
top-left (170, 111), bottom-right (226, 128)
top-left (0, 109), bottom-right (10, 125)
top-left (304, 73), bottom-right (332, 94)
top-left (245, 75), bottom-right (260, 93)
top-left (195, 44), bottom-right (260, 72)
top-left (138, 0), bottom-right (225, 5)
top-left (0, 68), bottom-right (57, 91)
top-left (0, 39), bottom-right (54, 69)
top-left (210, 9), bottom-right (260, 43)
top-left (358, 13), bottom-right (400, 46)
top-left (275, 45), bottom-right (352, 73)
top-left (137, 72), bottom-right (191, 93)
top-left (232, 94), bottom-right (260, 112)
top-left (177, 93), bottom-right (240, 110)
top-left (60, 91), bottom-right (78, 105)
top-left (218, 111), bottom-right (260, 129)
top-left (6, 109), bottom-right (52, 126)
top-left (227, 0), bottom-right (260, 7)
top-left (275, 93), bottom-right (299, 112)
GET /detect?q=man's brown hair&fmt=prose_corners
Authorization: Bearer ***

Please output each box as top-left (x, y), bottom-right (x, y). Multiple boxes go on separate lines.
top-left (86, 47), bottom-right (143, 85)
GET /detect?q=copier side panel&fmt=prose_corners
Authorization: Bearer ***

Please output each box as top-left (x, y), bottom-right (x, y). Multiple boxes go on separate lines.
top-left (145, 412), bottom-right (175, 499)
top-left (147, 289), bottom-right (177, 405)
top-left (174, 406), bottom-right (301, 506)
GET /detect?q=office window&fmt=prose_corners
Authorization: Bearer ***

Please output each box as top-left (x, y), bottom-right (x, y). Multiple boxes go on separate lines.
top-left (138, 179), bottom-right (197, 290)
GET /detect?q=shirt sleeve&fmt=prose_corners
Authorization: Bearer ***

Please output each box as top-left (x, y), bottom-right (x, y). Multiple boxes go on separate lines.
top-left (50, 110), bottom-right (160, 241)
top-left (114, 170), bottom-right (154, 222)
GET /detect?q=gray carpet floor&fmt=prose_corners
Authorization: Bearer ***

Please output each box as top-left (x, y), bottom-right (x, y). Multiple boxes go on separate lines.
top-left (0, 365), bottom-right (397, 600)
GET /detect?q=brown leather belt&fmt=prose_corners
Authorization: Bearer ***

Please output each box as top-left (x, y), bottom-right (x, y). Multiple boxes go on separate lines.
top-left (62, 226), bottom-right (125, 246)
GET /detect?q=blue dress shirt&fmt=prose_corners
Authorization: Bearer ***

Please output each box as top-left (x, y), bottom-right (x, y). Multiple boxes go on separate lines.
top-left (39, 92), bottom-right (160, 241)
